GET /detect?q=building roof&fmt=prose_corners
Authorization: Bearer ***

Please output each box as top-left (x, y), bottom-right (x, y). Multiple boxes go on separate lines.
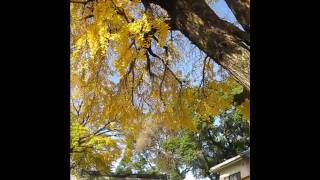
top-left (210, 149), bottom-right (250, 173)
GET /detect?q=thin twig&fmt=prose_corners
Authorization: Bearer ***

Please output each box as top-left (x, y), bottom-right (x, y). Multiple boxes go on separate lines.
top-left (199, 55), bottom-right (209, 96)
top-left (131, 62), bottom-right (135, 106)
top-left (147, 47), bottom-right (183, 88)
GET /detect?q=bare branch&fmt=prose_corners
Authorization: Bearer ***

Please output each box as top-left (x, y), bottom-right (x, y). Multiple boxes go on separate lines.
top-left (199, 55), bottom-right (209, 96)
top-left (147, 47), bottom-right (183, 88)
top-left (159, 61), bottom-right (167, 103)
top-left (81, 113), bottom-right (90, 126)
top-left (95, 129), bottom-right (112, 136)
top-left (72, 100), bottom-right (83, 117)
top-left (93, 122), bottom-right (111, 136)
top-left (145, 51), bottom-right (156, 78)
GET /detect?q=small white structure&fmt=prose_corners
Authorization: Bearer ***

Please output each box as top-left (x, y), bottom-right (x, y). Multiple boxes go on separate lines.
top-left (210, 150), bottom-right (250, 180)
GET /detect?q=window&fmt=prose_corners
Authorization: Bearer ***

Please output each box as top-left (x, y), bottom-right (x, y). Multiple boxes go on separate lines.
top-left (229, 172), bottom-right (241, 180)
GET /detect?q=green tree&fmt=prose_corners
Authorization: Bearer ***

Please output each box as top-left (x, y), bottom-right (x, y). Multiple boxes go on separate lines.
top-left (129, 109), bottom-right (249, 180)
top-left (190, 110), bottom-right (249, 179)
top-left (115, 149), bottom-right (161, 175)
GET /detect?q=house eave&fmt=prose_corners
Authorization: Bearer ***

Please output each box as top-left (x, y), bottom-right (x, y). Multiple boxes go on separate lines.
top-left (210, 150), bottom-right (250, 173)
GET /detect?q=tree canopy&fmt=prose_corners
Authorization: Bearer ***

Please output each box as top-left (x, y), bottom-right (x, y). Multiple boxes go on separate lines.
top-left (70, 0), bottom-right (250, 176)
top-left (114, 109), bottom-right (249, 180)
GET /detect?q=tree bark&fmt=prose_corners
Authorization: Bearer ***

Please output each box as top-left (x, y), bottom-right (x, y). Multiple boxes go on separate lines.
top-left (225, 0), bottom-right (250, 33)
top-left (145, 0), bottom-right (250, 93)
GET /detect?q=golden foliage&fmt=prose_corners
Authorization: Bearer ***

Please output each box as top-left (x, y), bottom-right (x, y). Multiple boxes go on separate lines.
top-left (70, 0), bottom-right (249, 174)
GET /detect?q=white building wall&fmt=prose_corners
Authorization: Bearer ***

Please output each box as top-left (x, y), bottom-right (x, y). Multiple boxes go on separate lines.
top-left (218, 159), bottom-right (250, 180)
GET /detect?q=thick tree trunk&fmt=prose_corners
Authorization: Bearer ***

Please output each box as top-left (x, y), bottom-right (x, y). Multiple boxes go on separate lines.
top-left (145, 0), bottom-right (250, 92)
top-left (225, 0), bottom-right (250, 33)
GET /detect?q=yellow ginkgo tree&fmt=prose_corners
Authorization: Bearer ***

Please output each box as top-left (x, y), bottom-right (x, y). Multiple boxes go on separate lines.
top-left (70, 0), bottom-right (250, 175)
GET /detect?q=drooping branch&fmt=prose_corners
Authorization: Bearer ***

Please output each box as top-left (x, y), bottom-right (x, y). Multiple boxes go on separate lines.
top-left (81, 113), bottom-right (91, 126)
top-left (199, 55), bottom-right (209, 95)
top-left (145, 51), bottom-right (156, 78)
top-left (131, 61), bottom-right (135, 106)
top-left (77, 121), bottom-right (112, 146)
top-left (93, 122), bottom-right (110, 135)
top-left (72, 100), bottom-right (83, 117)
top-left (159, 59), bottom-right (168, 103)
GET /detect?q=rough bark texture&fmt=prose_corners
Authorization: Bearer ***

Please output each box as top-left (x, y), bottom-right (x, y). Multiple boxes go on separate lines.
top-left (145, 0), bottom-right (250, 93)
top-left (225, 0), bottom-right (250, 33)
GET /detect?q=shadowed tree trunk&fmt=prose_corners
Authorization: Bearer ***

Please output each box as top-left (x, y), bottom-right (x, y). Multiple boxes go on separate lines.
top-left (225, 0), bottom-right (250, 33)
top-left (143, 0), bottom-right (250, 95)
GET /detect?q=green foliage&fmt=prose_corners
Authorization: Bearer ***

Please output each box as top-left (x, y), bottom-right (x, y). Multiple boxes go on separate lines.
top-left (162, 135), bottom-right (199, 165)
top-left (122, 109), bottom-right (249, 180)
top-left (115, 150), bottom-right (161, 175)
top-left (191, 110), bottom-right (250, 179)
